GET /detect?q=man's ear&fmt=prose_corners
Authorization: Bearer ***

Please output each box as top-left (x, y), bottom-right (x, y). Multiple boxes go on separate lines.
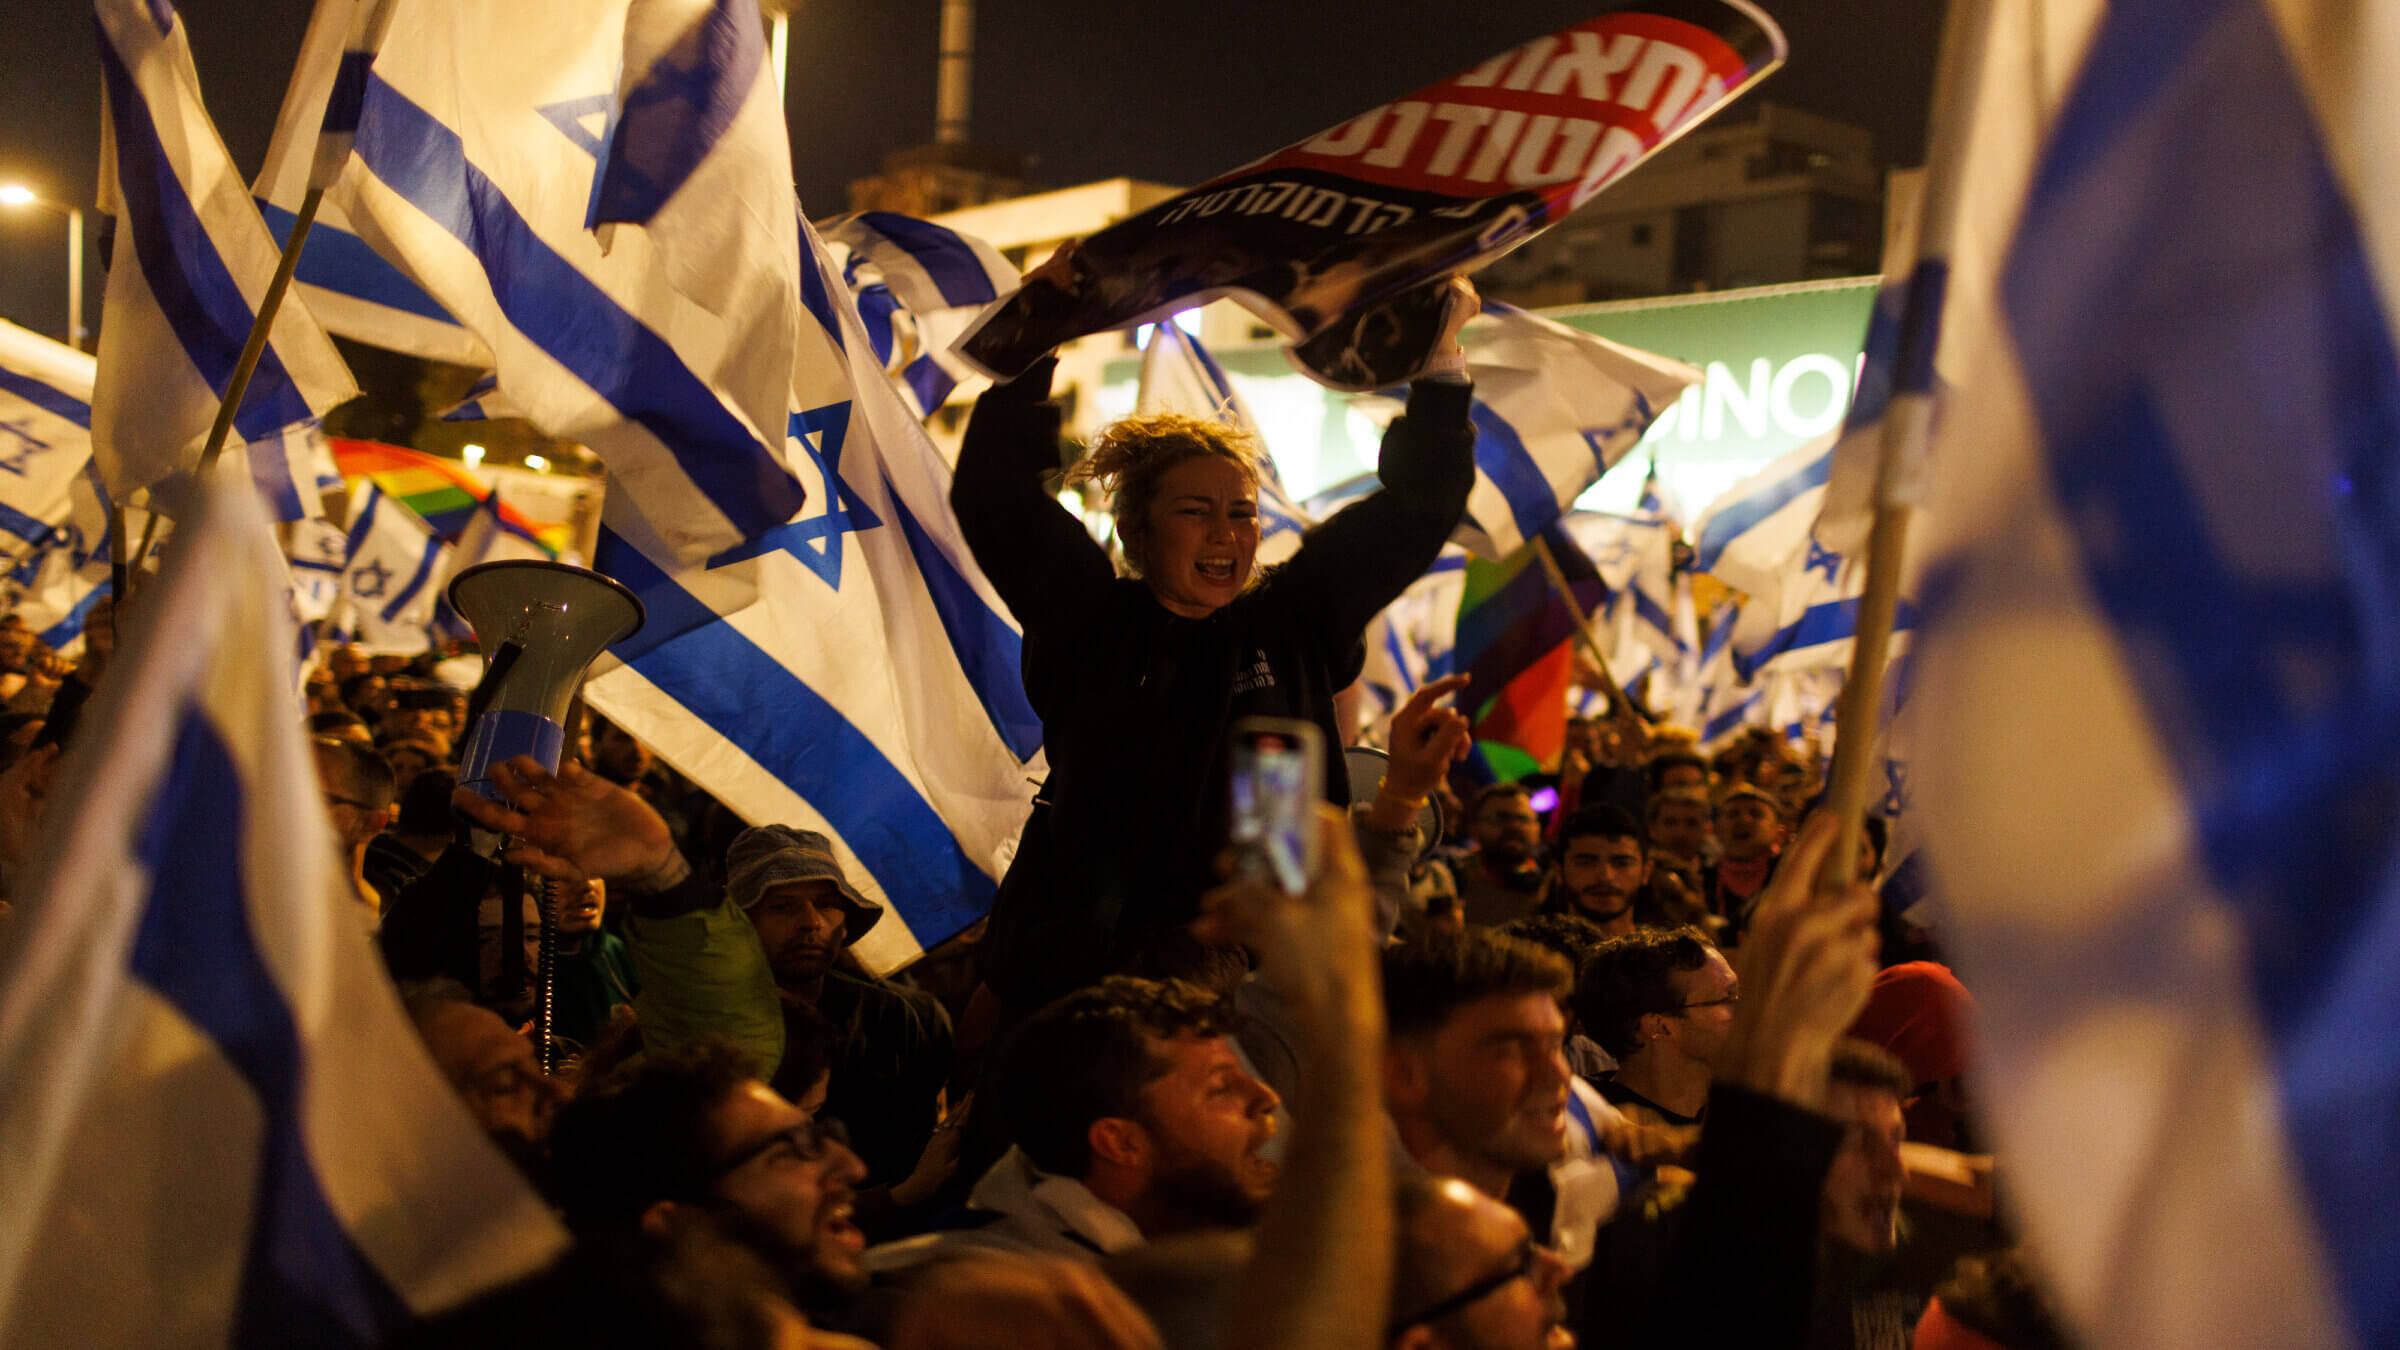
top-left (1087, 1115), bottom-right (1148, 1170)
top-left (1385, 1041), bottom-right (1431, 1112)
top-left (1637, 1009), bottom-right (1675, 1051)
top-left (638, 1198), bottom-right (687, 1239)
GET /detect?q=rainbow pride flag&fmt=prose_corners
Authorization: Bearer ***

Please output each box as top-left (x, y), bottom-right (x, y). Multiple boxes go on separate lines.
top-left (1454, 523), bottom-right (1607, 784)
top-left (331, 439), bottom-right (561, 555)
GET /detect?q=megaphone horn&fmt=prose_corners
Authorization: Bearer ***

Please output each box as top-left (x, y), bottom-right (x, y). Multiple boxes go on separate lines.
top-left (448, 559), bottom-right (645, 809)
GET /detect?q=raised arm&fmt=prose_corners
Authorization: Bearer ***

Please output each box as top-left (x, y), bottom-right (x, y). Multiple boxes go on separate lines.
top-left (454, 756), bottom-right (786, 1079)
top-left (1270, 280), bottom-right (1480, 655)
top-left (951, 356), bottom-right (1120, 640)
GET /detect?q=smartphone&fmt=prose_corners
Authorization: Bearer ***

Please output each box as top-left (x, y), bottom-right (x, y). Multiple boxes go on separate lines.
top-left (1230, 717), bottom-right (1325, 894)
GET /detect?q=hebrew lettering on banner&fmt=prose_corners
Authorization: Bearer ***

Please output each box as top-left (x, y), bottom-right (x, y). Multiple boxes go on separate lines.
top-left (956, 0), bottom-right (1785, 392)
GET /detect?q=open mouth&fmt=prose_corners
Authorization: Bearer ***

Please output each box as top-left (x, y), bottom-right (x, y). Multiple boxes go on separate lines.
top-left (824, 1203), bottom-right (865, 1251)
top-left (1196, 558), bottom-right (1237, 583)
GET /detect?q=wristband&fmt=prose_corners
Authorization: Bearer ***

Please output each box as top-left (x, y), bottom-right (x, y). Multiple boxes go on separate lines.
top-left (618, 848), bottom-right (693, 897)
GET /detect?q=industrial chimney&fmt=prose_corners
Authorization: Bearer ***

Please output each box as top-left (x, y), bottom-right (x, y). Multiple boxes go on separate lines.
top-left (936, 0), bottom-right (973, 146)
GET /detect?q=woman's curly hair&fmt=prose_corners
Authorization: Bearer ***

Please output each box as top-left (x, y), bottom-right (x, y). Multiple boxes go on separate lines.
top-left (1066, 412), bottom-right (1263, 578)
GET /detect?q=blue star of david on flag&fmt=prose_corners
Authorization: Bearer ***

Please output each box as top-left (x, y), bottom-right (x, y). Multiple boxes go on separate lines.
top-left (351, 558), bottom-right (392, 599)
top-left (707, 403), bottom-right (882, 587)
top-left (1881, 757), bottom-right (1910, 818)
top-left (1804, 536), bottom-right (1844, 584)
top-left (535, 94), bottom-right (615, 158)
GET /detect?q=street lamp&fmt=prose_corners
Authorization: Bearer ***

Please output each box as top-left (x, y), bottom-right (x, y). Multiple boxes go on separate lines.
top-left (0, 185), bottom-right (86, 352)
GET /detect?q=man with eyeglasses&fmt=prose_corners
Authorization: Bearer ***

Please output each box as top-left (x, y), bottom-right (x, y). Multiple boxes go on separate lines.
top-left (312, 734), bottom-right (397, 918)
top-left (1387, 1174), bottom-right (1576, 1350)
top-left (1573, 928), bottom-right (1737, 1129)
top-left (547, 1038), bottom-right (874, 1324)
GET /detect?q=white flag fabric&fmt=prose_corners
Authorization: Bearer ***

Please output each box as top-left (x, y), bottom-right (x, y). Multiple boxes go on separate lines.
top-left (254, 0), bottom-right (489, 370)
top-left (331, 481), bottom-right (449, 654)
top-left (820, 211), bottom-right (1020, 419)
top-left (313, 0), bottom-right (807, 572)
top-left (0, 319), bottom-right (101, 555)
top-left (1432, 303), bottom-right (1696, 561)
top-left (1909, 0), bottom-right (2394, 1345)
top-left (585, 215), bottom-right (1046, 973)
top-left (90, 0), bottom-right (359, 520)
top-left (0, 319), bottom-right (131, 653)
top-left (1357, 549), bottom-right (1467, 731)
top-left (1135, 321), bottom-right (1314, 567)
top-left (0, 480), bottom-right (562, 1348)
top-left (1688, 429), bottom-right (1915, 687)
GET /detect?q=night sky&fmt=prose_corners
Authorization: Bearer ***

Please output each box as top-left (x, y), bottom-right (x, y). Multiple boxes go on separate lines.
top-left (0, 0), bottom-right (1943, 346)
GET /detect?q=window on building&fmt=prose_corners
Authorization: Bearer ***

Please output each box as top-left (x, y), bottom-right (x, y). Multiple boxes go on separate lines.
top-left (1630, 222), bottom-right (1653, 247)
top-left (1809, 193), bottom-right (1882, 261)
top-left (1672, 205), bottom-right (1710, 289)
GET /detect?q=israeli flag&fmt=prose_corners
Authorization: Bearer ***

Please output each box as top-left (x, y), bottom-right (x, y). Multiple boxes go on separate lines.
top-left (430, 489), bottom-right (555, 642)
top-left (331, 482), bottom-right (449, 655)
top-left (1135, 321), bottom-right (1314, 567)
top-left (0, 480), bottom-right (562, 1347)
top-left (0, 319), bottom-right (100, 554)
top-left (1811, 169), bottom-right (1947, 558)
top-left (1909, 1), bottom-right (2400, 1345)
top-left (821, 211), bottom-right (1020, 419)
top-left (585, 214), bottom-right (1046, 974)
top-left (0, 319), bottom-right (133, 654)
top-left (311, 0), bottom-right (808, 572)
top-left (1358, 549), bottom-right (1467, 726)
top-left (90, 0), bottom-right (359, 521)
top-left (1688, 596), bottom-right (1759, 747)
top-left (1413, 303), bottom-right (1697, 561)
top-left (255, 0), bottom-right (487, 370)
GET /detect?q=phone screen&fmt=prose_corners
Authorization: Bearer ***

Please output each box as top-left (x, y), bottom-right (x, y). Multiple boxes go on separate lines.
top-left (1232, 729), bottom-right (1316, 894)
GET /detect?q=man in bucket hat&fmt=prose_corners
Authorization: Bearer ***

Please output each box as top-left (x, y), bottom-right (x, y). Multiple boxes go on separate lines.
top-left (728, 825), bottom-right (957, 1196)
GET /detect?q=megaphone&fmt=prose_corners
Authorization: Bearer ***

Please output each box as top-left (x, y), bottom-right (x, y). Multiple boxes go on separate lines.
top-left (448, 559), bottom-right (645, 814)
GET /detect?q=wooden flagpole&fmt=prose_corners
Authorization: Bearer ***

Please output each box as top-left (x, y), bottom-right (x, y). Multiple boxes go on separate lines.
top-left (130, 186), bottom-right (325, 579)
top-left (1812, 0), bottom-right (1987, 888)
top-left (1531, 533), bottom-right (1634, 718)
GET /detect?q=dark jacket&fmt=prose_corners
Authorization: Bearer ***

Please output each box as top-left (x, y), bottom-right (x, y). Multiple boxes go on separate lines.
top-left (952, 366), bottom-right (1475, 1009)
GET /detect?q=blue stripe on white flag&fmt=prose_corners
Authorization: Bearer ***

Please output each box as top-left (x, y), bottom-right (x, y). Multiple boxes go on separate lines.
top-left (349, 75), bottom-right (804, 540)
top-left (258, 202), bottom-right (456, 326)
top-left (886, 492), bottom-right (1042, 761)
top-left (2002, 0), bottom-right (2400, 1335)
top-left (1731, 596), bottom-right (1919, 683)
top-left (1694, 449), bottom-right (1833, 573)
top-left (0, 502), bottom-right (56, 548)
top-left (95, 27), bottom-right (318, 447)
top-left (378, 532), bottom-right (446, 624)
top-left (600, 532), bottom-right (998, 937)
top-left (590, 0), bottom-right (763, 228)
top-left (0, 367), bottom-right (92, 429)
top-left (129, 706), bottom-right (408, 1346)
top-left (1466, 403), bottom-right (1563, 553)
top-left (851, 212), bottom-right (1007, 307)
top-left (37, 585), bottom-right (111, 650)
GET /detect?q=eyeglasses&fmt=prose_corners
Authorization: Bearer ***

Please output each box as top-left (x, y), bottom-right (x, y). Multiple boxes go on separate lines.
top-left (1387, 1239), bottom-right (1546, 1338)
top-left (1680, 990), bottom-right (1739, 1011)
top-left (701, 1116), bottom-right (850, 1189)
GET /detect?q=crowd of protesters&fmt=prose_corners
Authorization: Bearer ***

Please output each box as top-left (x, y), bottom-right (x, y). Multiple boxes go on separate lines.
top-left (0, 297), bottom-right (2074, 1350)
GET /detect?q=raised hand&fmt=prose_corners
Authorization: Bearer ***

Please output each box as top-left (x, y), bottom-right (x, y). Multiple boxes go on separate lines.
top-left (1714, 812), bottom-right (1880, 1111)
top-left (452, 754), bottom-right (678, 887)
top-left (1377, 672), bottom-right (1472, 810)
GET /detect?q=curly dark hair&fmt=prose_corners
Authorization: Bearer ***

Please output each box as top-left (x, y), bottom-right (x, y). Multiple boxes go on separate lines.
top-left (1381, 928), bottom-right (1572, 1041)
top-left (548, 1038), bottom-right (762, 1231)
top-left (1065, 412), bottom-right (1262, 579)
top-left (995, 975), bottom-right (1237, 1178)
top-left (1572, 927), bottom-right (1716, 1060)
